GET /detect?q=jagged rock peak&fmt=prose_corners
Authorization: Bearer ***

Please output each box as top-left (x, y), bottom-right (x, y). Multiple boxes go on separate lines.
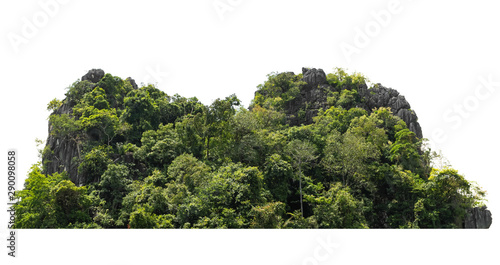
top-left (81, 69), bottom-right (105, 83)
top-left (358, 83), bottom-right (423, 138)
top-left (302, 67), bottom-right (327, 87)
top-left (464, 206), bottom-right (493, 228)
top-left (126, 77), bottom-right (138, 90)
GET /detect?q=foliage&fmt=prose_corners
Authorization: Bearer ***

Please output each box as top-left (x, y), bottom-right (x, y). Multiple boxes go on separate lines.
top-left (13, 164), bottom-right (96, 228)
top-left (14, 69), bottom-right (487, 229)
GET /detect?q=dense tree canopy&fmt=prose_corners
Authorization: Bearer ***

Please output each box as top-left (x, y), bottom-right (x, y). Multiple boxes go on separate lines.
top-left (14, 69), bottom-right (487, 228)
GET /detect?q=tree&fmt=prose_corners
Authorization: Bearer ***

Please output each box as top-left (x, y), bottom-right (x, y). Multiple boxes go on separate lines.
top-left (13, 164), bottom-right (95, 228)
top-left (420, 168), bottom-right (485, 227)
top-left (79, 107), bottom-right (121, 145)
top-left (322, 130), bottom-right (379, 187)
top-left (47, 98), bottom-right (63, 112)
top-left (203, 94), bottom-right (240, 160)
top-left (122, 88), bottom-right (159, 143)
top-left (48, 113), bottom-right (83, 160)
top-left (306, 183), bottom-right (368, 228)
top-left (263, 154), bottom-right (293, 203)
top-left (134, 123), bottom-right (182, 170)
top-left (99, 164), bottom-right (131, 219)
top-left (129, 207), bottom-right (157, 228)
top-left (285, 139), bottom-right (317, 217)
top-left (389, 128), bottom-right (423, 176)
top-left (249, 202), bottom-right (285, 228)
top-left (78, 146), bottom-right (112, 184)
top-left (168, 153), bottom-right (211, 192)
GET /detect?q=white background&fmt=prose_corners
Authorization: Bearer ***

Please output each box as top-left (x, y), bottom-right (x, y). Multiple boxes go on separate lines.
top-left (0, 0), bottom-right (498, 264)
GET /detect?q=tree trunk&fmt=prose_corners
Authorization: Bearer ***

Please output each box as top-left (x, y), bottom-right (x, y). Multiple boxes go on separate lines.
top-left (299, 166), bottom-right (303, 217)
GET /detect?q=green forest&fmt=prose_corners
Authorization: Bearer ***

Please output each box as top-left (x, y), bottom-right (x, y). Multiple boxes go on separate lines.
top-left (13, 68), bottom-right (488, 228)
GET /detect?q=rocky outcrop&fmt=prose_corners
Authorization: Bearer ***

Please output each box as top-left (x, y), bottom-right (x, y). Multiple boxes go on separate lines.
top-left (44, 69), bottom-right (106, 185)
top-left (285, 68), bottom-right (330, 126)
top-left (464, 206), bottom-right (492, 228)
top-left (82, 69), bottom-right (105, 83)
top-left (126, 77), bottom-right (138, 90)
top-left (283, 67), bottom-right (423, 138)
top-left (44, 69), bottom-right (141, 185)
top-left (302, 67), bottom-right (327, 87)
top-left (357, 84), bottom-right (423, 138)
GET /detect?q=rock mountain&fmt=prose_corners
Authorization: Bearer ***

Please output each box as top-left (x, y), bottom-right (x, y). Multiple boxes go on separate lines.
top-left (42, 68), bottom-right (491, 228)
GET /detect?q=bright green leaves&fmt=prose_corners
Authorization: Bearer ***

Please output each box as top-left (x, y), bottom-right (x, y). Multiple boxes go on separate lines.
top-left (80, 87), bottom-right (110, 110)
top-left (326, 67), bottom-right (368, 90)
top-left (27, 68), bottom-right (489, 229)
top-left (65, 80), bottom-right (95, 105)
top-left (168, 153), bottom-right (211, 192)
top-left (416, 168), bottom-right (486, 227)
top-left (129, 207), bottom-right (157, 228)
top-left (249, 202), bottom-right (286, 228)
top-left (134, 123), bottom-right (182, 170)
top-left (122, 88), bottom-right (159, 143)
top-left (389, 128), bottom-right (424, 176)
top-left (96, 73), bottom-right (126, 107)
top-left (314, 106), bottom-right (367, 134)
top-left (79, 107), bottom-right (121, 144)
top-left (203, 94), bottom-right (240, 160)
top-left (252, 71), bottom-right (305, 111)
top-left (78, 146), bottom-right (112, 184)
top-left (48, 113), bottom-right (80, 140)
top-left (98, 164), bottom-right (131, 216)
top-left (306, 183), bottom-right (368, 228)
top-left (285, 139), bottom-right (318, 217)
top-left (47, 98), bottom-right (63, 112)
top-left (322, 129), bottom-right (380, 187)
top-left (263, 154), bottom-right (293, 203)
top-left (13, 164), bottom-right (96, 228)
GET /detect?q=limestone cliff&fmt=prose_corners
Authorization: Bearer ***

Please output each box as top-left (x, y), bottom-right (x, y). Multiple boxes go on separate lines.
top-left (278, 67), bottom-right (423, 138)
top-left (43, 69), bottom-right (137, 185)
top-left (464, 206), bottom-right (493, 228)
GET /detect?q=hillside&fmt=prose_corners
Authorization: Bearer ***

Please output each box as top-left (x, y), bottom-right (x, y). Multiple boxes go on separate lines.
top-left (13, 68), bottom-right (492, 228)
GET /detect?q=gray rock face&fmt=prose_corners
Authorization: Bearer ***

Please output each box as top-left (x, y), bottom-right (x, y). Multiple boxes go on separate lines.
top-left (81, 69), bottom-right (105, 83)
top-left (464, 206), bottom-right (492, 228)
top-left (43, 100), bottom-right (83, 185)
top-left (302, 67), bottom-right (327, 88)
top-left (44, 69), bottom-right (107, 185)
top-left (126, 77), bottom-right (138, 90)
top-left (284, 68), bottom-right (329, 126)
top-left (357, 83), bottom-right (423, 138)
top-left (281, 68), bottom-right (423, 138)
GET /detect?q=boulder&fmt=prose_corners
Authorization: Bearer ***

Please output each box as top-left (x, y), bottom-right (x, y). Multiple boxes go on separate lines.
top-left (302, 67), bottom-right (327, 88)
top-left (81, 69), bottom-right (105, 83)
top-left (464, 206), bottom-right (493, 228)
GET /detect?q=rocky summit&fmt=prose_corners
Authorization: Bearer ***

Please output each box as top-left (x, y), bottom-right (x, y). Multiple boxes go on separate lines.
top-left (266, 67), bottom-right (422, 138)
